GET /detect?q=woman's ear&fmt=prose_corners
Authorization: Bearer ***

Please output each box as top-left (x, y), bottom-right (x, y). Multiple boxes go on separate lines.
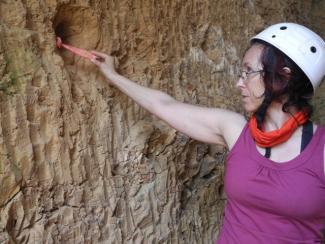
top-left (283, 67), bottom-right (291, 74)
top-left (282, 67), bottom-right (291, 81)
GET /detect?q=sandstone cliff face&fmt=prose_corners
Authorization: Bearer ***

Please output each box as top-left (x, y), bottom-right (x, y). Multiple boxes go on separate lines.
top-left (0, 0), bottom-right (323, 243)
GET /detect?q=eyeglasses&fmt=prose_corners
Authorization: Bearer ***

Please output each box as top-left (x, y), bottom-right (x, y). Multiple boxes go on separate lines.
top-left (238, 69), bottom-right (264, 81)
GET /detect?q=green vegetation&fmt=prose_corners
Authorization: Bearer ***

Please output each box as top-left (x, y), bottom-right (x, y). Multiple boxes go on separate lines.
top-left (0, 54), bottom-right (20, 95)
top-left (0, 72), bottom-right (19, 95)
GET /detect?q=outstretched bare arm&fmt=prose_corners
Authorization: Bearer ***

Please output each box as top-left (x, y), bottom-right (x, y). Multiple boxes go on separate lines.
top-left (90, 51), bottom-right (246, 149)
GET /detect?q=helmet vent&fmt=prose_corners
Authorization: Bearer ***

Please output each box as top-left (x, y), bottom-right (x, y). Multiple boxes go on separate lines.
top-left (280, 26), bottom-right (287, 30)
top-left (310, 46), bottom-right (317, 53)
top-left (272, 35), bottom-right (276, 38)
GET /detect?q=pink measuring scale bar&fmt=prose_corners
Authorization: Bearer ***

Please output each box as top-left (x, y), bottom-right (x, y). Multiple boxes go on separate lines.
top-left (56, 37), bottom-right (104, 62)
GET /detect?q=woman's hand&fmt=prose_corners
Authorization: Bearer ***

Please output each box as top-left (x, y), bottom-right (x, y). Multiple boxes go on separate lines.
top-left (90, 51), bottom-right (118, 79)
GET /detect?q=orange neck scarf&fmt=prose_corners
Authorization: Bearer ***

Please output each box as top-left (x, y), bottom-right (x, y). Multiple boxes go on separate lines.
top-left (249, 111), bottom-right (308, 148)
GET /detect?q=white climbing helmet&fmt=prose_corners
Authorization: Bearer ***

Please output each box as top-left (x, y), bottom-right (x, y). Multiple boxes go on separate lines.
top-left (251, 23), bottom-right (325, 91)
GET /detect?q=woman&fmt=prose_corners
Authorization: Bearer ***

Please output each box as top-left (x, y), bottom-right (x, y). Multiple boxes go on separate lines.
top-left (90, 23), bottom-right (325, 243)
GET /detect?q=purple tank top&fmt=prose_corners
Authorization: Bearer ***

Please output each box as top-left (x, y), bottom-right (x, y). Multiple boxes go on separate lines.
top-left (216, 124), bottom-right (325, 244)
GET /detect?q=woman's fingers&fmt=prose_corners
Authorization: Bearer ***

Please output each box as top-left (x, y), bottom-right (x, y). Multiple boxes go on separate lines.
top-left (91, 51), bottom-right (117, 65)
top-left (91, 50), bottom-right (108, 59)
top-left (90, 51), bottom-right (118, 76)
top-left (90, 51), bottom-right (106, 63)
top-left (90, 57), bottom-right (101, 66)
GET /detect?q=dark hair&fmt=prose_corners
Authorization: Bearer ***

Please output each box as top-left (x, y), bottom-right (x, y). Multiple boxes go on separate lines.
top-left (251, 39), bottom-right (314, 128)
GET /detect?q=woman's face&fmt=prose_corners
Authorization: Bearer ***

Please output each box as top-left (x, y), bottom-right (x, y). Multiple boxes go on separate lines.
top-left (236, 44), bottom-right (266, 113)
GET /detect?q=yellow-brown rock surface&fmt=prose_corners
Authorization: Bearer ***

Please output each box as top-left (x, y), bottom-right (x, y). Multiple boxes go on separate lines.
top-left (0, 0), bottom-right (324, 243)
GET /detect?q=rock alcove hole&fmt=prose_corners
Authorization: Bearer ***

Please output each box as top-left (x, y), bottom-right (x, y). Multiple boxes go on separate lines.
top-left (53, 5), bottom-right (100, 62)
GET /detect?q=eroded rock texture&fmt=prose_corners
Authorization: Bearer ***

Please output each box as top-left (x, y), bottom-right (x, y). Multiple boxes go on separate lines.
top-left (0, 0), bottom-right (324, 243)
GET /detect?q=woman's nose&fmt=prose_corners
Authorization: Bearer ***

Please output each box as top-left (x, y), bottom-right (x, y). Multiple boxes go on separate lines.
top-left (235, 77), bottom-right (245, 88)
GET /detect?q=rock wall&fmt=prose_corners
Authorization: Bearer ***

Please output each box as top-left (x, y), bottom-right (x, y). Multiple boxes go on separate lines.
top-left (0, 0), bottom-right (324, 243)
